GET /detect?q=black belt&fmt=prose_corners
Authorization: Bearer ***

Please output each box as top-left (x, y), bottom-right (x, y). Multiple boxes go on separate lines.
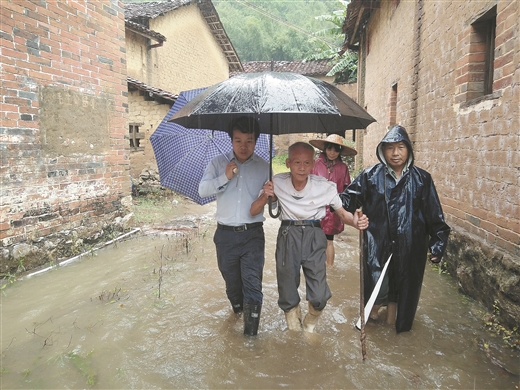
top-left (217, 222), bottom-right (263, 232)
top-left (281, 220), bottom-right (321, 227)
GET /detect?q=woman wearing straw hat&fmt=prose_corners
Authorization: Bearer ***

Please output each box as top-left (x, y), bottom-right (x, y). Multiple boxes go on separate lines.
top-left (310, 134), bottom-right (357, 266)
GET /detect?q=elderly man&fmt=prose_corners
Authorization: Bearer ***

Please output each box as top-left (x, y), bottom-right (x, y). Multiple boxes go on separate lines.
top-left (252, 142), bottom-right (368, 333)
top-left (340, 125), bottom-right (450, 333)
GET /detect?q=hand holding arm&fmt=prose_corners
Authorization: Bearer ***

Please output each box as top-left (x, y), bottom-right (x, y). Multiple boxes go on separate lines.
top-left (334, 207), bottom-right (369, 230)
top-left (250, 181), bottom-right (276, 216)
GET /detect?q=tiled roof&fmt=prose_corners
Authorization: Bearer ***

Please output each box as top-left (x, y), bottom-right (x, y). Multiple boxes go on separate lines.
top-left (342, 0), bottom-right (380, 49)
top-left (127, 77), bottom-right (178, 102)
top-left (124, 0), bottom-right (193, 19)
top-left (231, 60), bottom-right (333, 77)
top-left (125, 20), bottom-right (166, 42)
top-left (124, 0), bottom-right (242, 73)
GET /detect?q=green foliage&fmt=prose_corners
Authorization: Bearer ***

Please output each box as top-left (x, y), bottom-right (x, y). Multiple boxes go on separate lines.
top-left (271, 153), bottom-right (289, 174)
top-left (306, 0), bottom-right (358, 83)
top-left (132, 193), bottom-right (180, 225)
top-left (214, 0), bottom-right (342, 61)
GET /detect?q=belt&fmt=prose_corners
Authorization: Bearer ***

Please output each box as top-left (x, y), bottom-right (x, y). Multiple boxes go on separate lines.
top-left (281, 220), bottom-right (321, 228)
top-left (217, 222), bottom-right (263, 232)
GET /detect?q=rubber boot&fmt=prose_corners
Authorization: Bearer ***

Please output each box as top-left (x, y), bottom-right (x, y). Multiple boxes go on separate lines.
top-left (303, 302), bottom-right (322, 333)
top-left (231, 301), bottom-right (243, 314)
top-left (284, 305), bottom-right (302, 331)
top-left (243, 303), bottom-right (261, 336)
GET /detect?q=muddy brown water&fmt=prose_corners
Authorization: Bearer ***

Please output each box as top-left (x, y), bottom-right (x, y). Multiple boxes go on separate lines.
top-left (1, 204), bottom-right (519, 389)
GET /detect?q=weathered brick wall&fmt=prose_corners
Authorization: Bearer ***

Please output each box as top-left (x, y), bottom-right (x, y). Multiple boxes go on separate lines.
top-left (1, 0), bottom-right (132, 274)
top-left (125, 3), bottom-right (230, 179)
top-left (357, 0), bottom-right (519, 327)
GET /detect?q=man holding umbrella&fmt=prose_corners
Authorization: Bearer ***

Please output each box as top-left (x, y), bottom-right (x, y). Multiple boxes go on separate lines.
top-left (199, 116), bottom-right (269, 337)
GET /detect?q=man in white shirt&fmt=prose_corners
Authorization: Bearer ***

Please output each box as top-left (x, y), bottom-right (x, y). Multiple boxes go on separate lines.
top-left (251, 142), bottom-right (368, 333)
top-left (199, 117), bottom-right (269, 336)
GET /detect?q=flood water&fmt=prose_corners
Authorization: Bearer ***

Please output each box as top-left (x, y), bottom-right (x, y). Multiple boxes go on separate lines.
top-left (1, 206), bottom-right (519, 389)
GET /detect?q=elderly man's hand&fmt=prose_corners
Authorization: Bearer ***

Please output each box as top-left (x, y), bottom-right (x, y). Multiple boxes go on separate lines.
top-left (262, 181), bottom-right (276, 199)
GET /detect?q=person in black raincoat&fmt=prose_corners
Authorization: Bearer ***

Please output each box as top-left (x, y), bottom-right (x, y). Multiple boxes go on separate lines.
top-left (340, 125), bottom-right (450, 333)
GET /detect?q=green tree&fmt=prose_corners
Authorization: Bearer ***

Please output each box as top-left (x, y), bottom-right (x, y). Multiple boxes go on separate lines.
top-left (214, 0), bottom-right (339, 61)
top-left (307, 0), bottom-right (358, 83)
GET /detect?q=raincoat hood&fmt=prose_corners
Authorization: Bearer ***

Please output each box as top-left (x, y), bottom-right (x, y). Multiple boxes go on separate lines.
top-left (376, 125), bottom-right (414, 168)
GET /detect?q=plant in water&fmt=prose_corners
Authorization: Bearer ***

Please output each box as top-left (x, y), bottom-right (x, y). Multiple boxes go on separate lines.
top-left (1, 258), bottom-right (26, 296)
top-left (484, 300), bottom-right (519, 350)
top-left (92, 287), bottom-right (124, 304)
top-left (66, 350), bottom-right (97, 387)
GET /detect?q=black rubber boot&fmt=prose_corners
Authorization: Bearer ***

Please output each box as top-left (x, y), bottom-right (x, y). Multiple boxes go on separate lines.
top-left (243, 303), bottom-right (261, 336)
top-left (231, 301), bottom-right (243, 314)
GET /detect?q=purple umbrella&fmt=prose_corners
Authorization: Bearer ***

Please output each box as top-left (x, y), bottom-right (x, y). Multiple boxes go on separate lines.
top-left (150, 88), bottom-right (272, 205)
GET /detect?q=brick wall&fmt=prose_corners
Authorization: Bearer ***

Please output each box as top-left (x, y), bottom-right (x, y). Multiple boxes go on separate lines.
top-left (356, 0), bottom-right (519, 326)
top-left (1, 0), bottom-right (131, 273)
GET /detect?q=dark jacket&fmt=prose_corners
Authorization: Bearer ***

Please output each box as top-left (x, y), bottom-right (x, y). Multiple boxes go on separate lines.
top-left (340, 125), bottom-right (450, 333)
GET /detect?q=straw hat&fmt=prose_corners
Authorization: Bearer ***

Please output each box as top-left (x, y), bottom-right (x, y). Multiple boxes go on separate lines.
top-left (309, 134), bottom-right (357, 156)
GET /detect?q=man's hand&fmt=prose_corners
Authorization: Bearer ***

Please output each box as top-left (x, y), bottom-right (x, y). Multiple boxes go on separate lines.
top-left (225, 161), bottom-right (239, 180)
top-left (353, 209), bottom-right (369, 230)
top-left (262, 181), bottom-right (276, 200)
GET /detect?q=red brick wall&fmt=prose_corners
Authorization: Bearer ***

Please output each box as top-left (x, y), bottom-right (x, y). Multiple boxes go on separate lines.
top-left (358, 0), bottom-right (519, 257)
top-left (1, 0), bottom-right (131, 272)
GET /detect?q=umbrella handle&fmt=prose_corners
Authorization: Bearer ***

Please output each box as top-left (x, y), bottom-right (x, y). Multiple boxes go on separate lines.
top-left (268, 126), bottom-right (280, 218)
top-left (268, 198), bottom-right (281, 218)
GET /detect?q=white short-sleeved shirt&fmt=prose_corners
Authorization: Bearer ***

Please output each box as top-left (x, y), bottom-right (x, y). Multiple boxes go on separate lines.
top-left (272, 172), bottom-right (343, 220)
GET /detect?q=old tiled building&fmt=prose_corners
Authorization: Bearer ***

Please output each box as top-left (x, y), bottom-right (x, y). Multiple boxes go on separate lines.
top-left (343, 0), bottom-right (519, 327)
top-left (123, 0), bottom-right (242, 180)
top-left (1, 1), bottom-right (132, 273)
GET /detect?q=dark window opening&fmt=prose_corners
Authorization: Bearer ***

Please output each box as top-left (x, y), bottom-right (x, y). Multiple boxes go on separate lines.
top-left (127, 123), bottom-right (145, 151)
top-left (471, 6), bottom-right (496, 97)
top-left (389, 83), bottom-right (398, 127)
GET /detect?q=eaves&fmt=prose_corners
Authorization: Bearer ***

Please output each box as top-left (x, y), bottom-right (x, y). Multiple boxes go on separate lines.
top-left (342, 0), bottom-right (381, 51)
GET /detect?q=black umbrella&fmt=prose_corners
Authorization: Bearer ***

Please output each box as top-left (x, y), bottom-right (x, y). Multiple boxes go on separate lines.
top-left (169, 71), bottom-right (376, 216)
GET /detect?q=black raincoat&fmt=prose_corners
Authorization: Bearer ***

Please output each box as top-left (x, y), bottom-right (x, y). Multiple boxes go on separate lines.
top-left (340, 126), bottom-right (450, 333)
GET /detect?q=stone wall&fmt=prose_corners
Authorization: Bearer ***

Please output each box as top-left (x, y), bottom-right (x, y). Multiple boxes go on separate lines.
top-left (1, 0), bottom-right (132, 275)
top-left (356, 0), bottom-right (519, 327)
top-left (126, 90), bottom-right (171, 178)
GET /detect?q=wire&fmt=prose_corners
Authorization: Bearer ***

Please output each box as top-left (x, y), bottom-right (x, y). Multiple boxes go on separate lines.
top-left (231, 0), bottom-right (337, 48)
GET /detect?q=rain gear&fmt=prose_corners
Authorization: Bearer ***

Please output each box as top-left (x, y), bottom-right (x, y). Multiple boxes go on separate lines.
top-left (340, 125), bottom-right (450, 333)
top-left (311, 153), bottom-right (351, 235)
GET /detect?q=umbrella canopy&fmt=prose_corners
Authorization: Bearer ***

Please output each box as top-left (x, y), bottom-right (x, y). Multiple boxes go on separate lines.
top-left (169, 72), bottom-right (376, 135)
top-left (150, 88), bottom-right (272, 205)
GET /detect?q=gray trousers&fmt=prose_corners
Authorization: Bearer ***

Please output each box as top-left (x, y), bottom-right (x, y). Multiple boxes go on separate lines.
top-left (275, 225), bottom-right (332, 312)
